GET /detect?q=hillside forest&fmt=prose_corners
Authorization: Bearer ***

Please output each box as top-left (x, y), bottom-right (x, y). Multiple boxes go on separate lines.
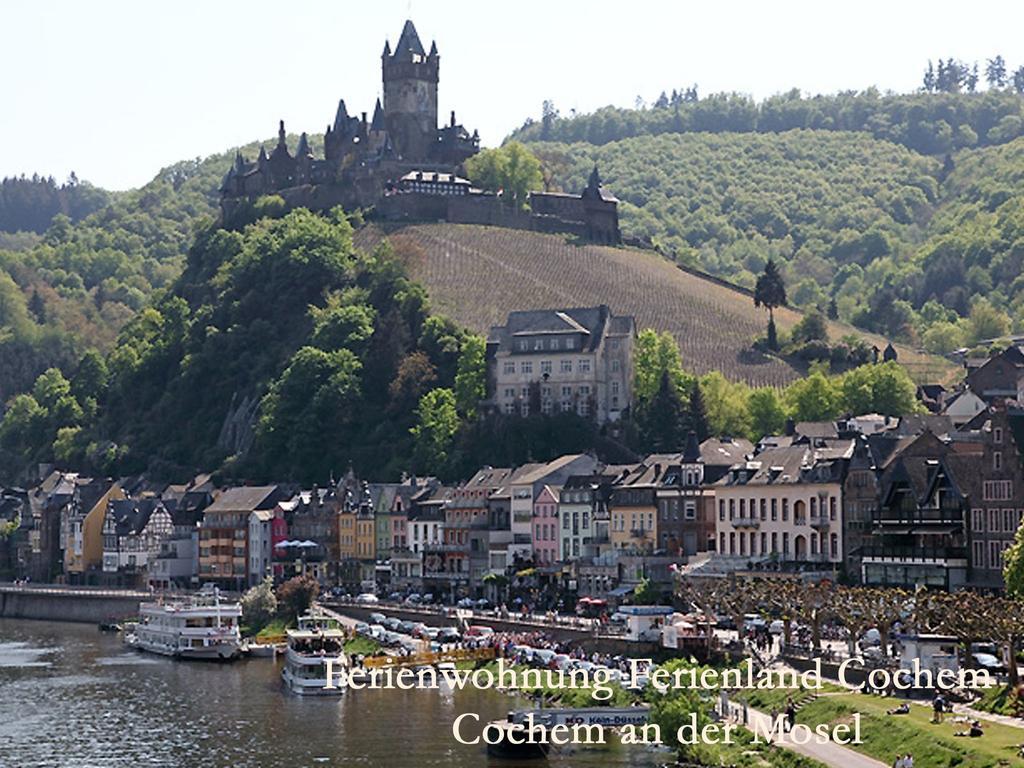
top-left (2, 66), bottom-right (1024, 481)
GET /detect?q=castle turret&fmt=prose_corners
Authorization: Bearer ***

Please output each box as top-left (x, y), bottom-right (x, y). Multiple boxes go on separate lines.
top-left (382, 19), bottom-right (439, 160)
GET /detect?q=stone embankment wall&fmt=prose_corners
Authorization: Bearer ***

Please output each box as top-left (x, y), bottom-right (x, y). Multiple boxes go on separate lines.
top-left (0, 585), bottom-right (146, 623)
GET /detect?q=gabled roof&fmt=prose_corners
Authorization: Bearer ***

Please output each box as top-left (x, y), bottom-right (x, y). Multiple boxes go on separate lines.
top-left (699, 437), bottom-right (753, 467)
top-left (489, 305), bottom-right (633, 354)
top-left (206, 486), bottom-right (279, 513)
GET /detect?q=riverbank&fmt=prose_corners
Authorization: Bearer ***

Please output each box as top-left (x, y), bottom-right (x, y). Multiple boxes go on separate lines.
top-left (735, 685), bottom-right (1024, 767)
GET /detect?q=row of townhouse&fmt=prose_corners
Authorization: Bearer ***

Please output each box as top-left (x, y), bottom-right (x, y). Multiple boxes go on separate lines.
top-left (4, 406), bottom-right (1024, 597)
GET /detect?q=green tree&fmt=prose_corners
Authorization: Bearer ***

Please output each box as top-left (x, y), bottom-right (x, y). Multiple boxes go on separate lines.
top-left (754, 259), bottom-right (787, 350)
top-left (839, 361), bottom-right (918, 416)
top-left (699, 372), bottom-right (752, 438)
top-left (241, 576), bottom-right (278, 632)
top-left (275, 576), bottom-right (319, 622)
top-left (410, 388), bottom-right (459, 474)
top-left (791, 311), bottom-right (828, 344)
top-left (784, 369), bottom-right (839, 422)
top-left (966, 298), bottom-right (1010, 344)
top-left (636, 370), bottom-right (687, 451)
top-left (1004, 520), bottom-right (1024, 599)
top-left (686, 380), bottom-right (710, 441)
top-left (464, 142), bottom-right (543, 210)
top-left (921, 321), bottom-right (964, 354)
top-left (748, 387), bottom-right (786, 439)
top-left (454, 334), bottom-right (486, 419)
top-left (634, 329), bottom-right (688, 403)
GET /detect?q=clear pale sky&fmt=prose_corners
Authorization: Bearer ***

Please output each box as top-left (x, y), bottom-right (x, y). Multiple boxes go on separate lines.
top-left (4, 0), bottom-right (1024, 190)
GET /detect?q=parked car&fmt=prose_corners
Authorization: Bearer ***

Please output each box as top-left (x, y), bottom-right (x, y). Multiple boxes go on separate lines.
top-left (456, 597), bottom-right (475, 609)
top-left (972, 652), bottom-right (1006, 674)
top-left (532, 649), bottom-right (556, 667)
top-left (355, 593), bottom-right (379, 605)
top-left (769, 620), bottom-right (785, 635)
top-left (422, 593), bottom-right (435, 604)
top-left (398, 620), bottom-right (417, 635)
top-left (438, 628), bottom-right (461, 642)
top-left (551, 653), bottom-right (573, 671)
top-left (353, 621), bottom-right (370, 634)
top-left (743, 614), bottom-right (766, 632)
top-left (465, 625), bottom-right (494, 637)
top-left (368, 612), bottom-right (386, 625)
top-left (404, 593), bottom-right (422, 605)
top-left (368, 624), bottom-right (386, 640)
top-left (383, 617), bottom-right (402, 631)
top-left (859, 628), bottom-right (881, 649)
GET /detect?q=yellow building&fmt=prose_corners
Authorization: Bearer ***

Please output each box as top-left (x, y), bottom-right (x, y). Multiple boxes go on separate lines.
top-left (338, 507), bottom-right (357, 561)
top-left (609, 458), bottom-right (675, 554)
top-left (65, 483), bottom-right (124, 579)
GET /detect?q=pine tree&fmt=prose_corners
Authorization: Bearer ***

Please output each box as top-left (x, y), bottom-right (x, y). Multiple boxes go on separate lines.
top-left (754, 259), bottom-right (787, 351)
top-left (687, 380), bottom-right (710, 441)
top-left (986, 56), bottom-right (1007, 89)
top-left (923, 61), bottom-right (936, 92)
top-left (638, 370), bottom-right (685, 452)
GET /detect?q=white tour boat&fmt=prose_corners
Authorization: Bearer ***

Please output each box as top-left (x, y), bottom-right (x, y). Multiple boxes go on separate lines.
top-left (281, 606), bottom-right (348, 695)
top-left (126, 585), bottom-right (242, 661)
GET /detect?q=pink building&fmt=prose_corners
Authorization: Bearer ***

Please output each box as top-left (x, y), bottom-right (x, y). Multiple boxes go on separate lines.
top-left (532, 485), bottom-right (560, 566)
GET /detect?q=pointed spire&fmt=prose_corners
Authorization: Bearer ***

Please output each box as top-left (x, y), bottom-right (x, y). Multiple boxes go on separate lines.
top-left (277, 119), bottom-right (287, 149)
top-left (682, 430), bottom-right (702, 463)
top-left (429, 40), bottom-right (438, 57)
top-left (296, 132), bottom-right (311, 158)
top-left (257, 145), bottom-right (268, 167)
top-left (371, 98), bottom-right (385, 132)
top-left (334, 99), bottom-right (349, 131)
top-left (588, 164), bottom-right (602, 190)
top-left (382, 40), bottom-right (391, 57)
top-left (234, 150), bottom-right (245, 171)
top-left (394, 19), bottom-right (425, 59)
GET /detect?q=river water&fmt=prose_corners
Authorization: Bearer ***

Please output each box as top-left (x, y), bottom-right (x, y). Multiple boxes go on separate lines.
top-left (0, 619), bottom-right (670, 768)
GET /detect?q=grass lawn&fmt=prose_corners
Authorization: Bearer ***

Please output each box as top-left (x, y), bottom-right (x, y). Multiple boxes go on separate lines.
top-left (344, 636), bottom-right (381, 656)
top-left (735, 682), bottom-right (848, 713)
top-left (975, 685), bottom-right (1024, 718)
top-left (792, 693), bottom-right (1024, 768)
top-left (246, 618), bottom-right (290, 641)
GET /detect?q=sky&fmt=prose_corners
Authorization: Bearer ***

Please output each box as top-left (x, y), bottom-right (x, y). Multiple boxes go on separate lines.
top-left (4, 0), bottom-right (1024, 190)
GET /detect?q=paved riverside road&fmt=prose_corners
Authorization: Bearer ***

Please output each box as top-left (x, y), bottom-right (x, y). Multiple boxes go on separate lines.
top-left (743, 707), bottom-right (887, 768)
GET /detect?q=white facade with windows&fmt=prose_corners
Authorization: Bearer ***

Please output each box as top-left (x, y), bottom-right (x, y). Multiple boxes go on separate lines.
top-left (486, 306), bottom-right (635, 424)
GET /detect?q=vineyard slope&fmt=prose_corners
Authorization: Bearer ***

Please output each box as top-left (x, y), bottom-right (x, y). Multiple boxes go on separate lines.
top-left (359, 223), bottom-right (952, 388)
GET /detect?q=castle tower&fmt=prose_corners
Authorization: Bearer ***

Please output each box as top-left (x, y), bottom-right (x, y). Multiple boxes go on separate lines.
top-left (381, 19), bottom-right (439, 161)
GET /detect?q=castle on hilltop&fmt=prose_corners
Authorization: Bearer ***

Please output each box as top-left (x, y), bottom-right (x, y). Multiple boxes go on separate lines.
top-left (220, 20), bottom-right (620, 244)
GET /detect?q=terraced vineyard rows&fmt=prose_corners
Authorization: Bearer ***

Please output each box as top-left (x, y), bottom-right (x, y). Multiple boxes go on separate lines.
top-left (358, 224), bottom-right (952, 387)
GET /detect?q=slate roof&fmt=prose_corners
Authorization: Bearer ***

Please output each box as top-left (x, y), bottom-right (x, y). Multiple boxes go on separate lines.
top-left (206, 486), bottom-right (279, 513)
top-left (717, 444), bottom-right (848, 486)
top-left (488, 305), bottom-right (633, 354)
top-left (393, 19), bottom-right (426, 59)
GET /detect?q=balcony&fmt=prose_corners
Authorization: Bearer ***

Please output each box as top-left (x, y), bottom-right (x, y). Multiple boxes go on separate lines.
top-left (872, 506), bottom-right (964, 527)
top-left (730, 517), bottom-right (760, 529)
top-left (860, 545), bottom-right (967, 565)
top-left (422, 542), bottom-right (466, 553)
top-left (809, 516), bottom-right (830, 530)
top-left (630, 528), bottom-right (653, 538)
top-left (583, 534), bottom-right (610, 545)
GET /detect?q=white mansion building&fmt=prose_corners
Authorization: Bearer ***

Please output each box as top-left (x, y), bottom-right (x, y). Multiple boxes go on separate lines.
top-left (485, 305), bottom-right (636, 424)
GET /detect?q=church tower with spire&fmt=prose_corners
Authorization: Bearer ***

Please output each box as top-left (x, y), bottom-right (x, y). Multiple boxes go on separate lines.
top-left (381, 19), bottom-right (439, 160)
